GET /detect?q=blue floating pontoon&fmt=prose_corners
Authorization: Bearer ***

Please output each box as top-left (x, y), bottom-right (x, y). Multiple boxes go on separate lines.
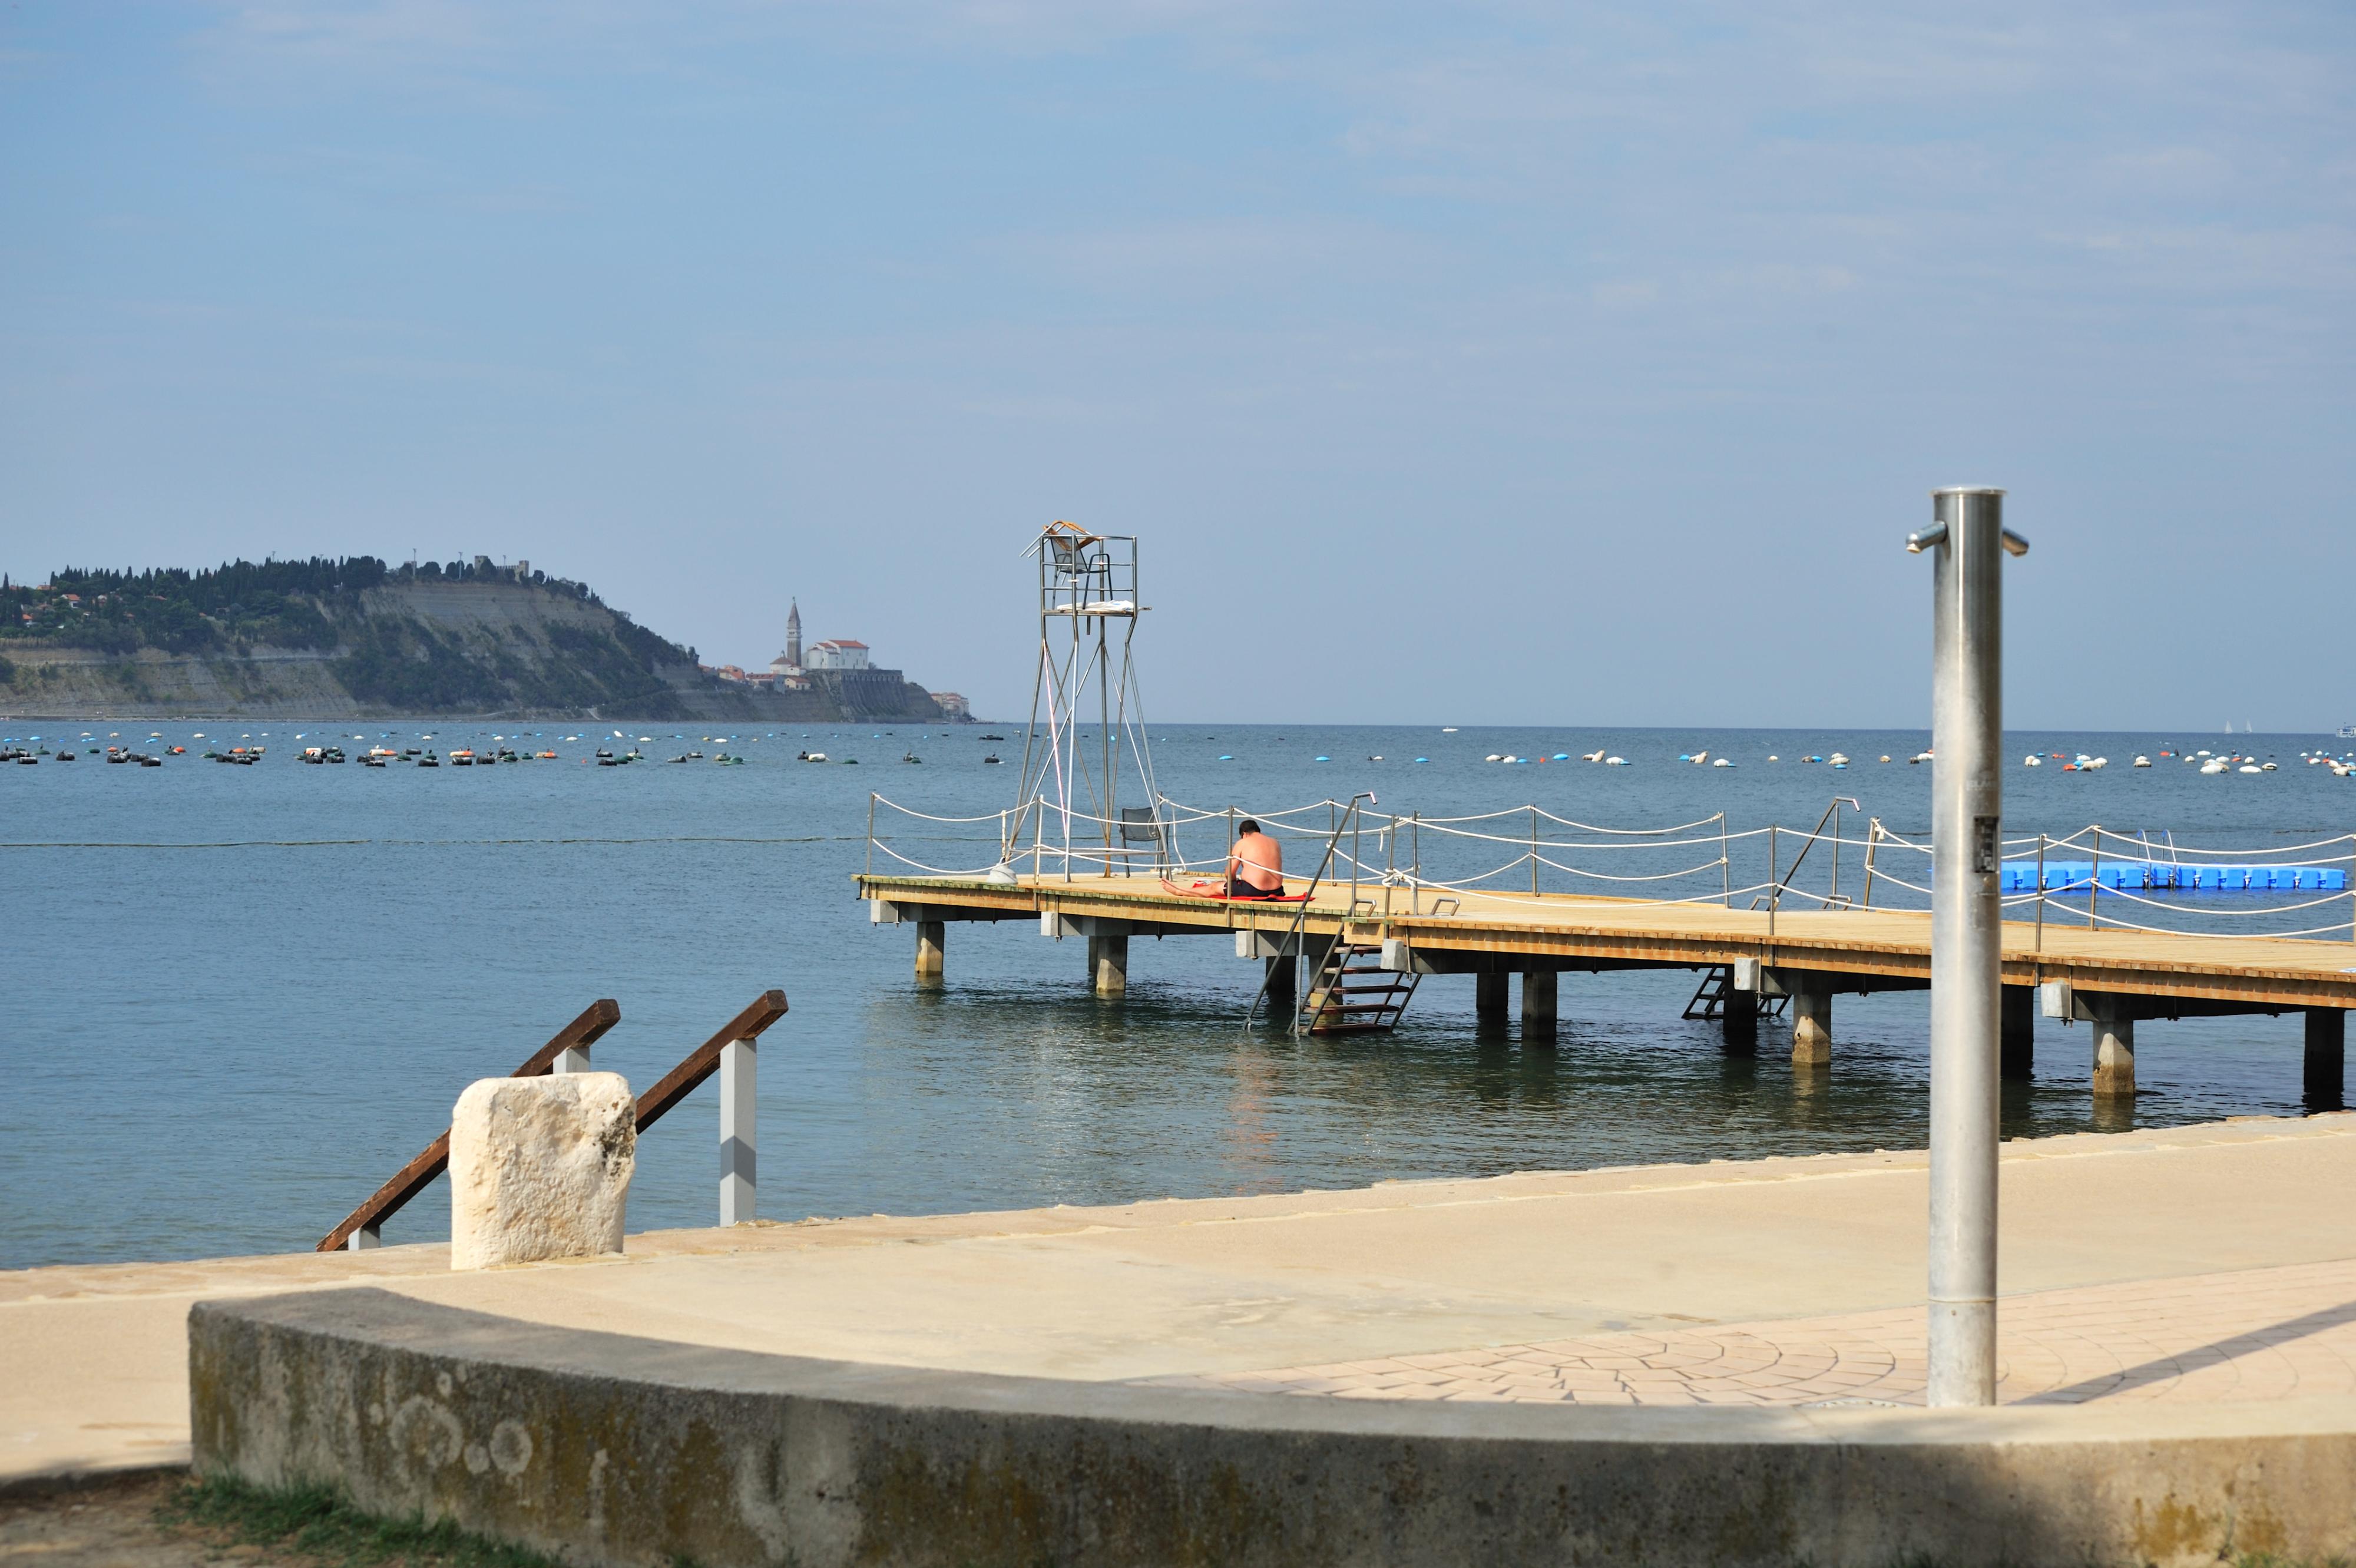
top-left (1997, 860), bottom-right (2344, 894)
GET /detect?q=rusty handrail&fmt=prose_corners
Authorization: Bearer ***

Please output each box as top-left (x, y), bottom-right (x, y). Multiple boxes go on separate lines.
top-left (634, 990), bottom-right (789, 1132)
top-left (317, 998), bottom-right (622, 1251)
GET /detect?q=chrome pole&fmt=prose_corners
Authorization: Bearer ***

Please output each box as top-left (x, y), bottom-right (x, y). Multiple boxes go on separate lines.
top-left (1910, 486), bottom-right (2026, 1407)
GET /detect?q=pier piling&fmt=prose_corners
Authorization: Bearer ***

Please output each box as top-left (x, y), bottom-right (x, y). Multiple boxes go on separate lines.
top-left (1476, 972), bottom-right (1508, 1021)
top-left (1789, 977), bottom-right (1832, 1067)
top-left (2091, 1004), bottom-right (2136, 1099)
top-left (915, 921), bottom-right (946, 984)
top-left (2306, 1008), bottom-right (2346, 1112)
top-left (1721, 987), bottom-right (1758, 1053)
top-left (1521, 969), bottom-right (1557, 1043)
top-left (1088, 921), bottom-right (1129, 998)
top-left (2001, 985), bottom-right (2035, 1079)
top-left (1265, 954), bottom-right (1296, 1017)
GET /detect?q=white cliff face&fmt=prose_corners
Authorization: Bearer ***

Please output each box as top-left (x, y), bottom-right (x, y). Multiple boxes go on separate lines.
top-left (449, 1073), bottom-right (636, 1270)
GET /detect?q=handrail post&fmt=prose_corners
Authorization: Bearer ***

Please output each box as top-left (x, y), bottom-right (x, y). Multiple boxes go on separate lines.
top-left (1720, 815), bottom-right (1730, 908)
top-left (1352, 810), bottom-right (1363, 915)
top-left (1768, 823), bottom-right (1779, 940)
top-left (865, 793), bottom-right (876, 878)
top-left (1384, 812), bottom-right (1396, 923)
top-left (2034, 832), bottom-right (2047, 952)
top-left (1861, 818), bottom-right (1880, 909)
top-left (1530, 806), bottom-right (1539, 898)
top-left (720, 1034), bottom-right (756, 1225)
top-left (2089, 827), bottom-right (2102, 931)
top-left (1412, 812), bottom-right (1422, 917)
top-left (1831, 801), bottom-right (1841, 907)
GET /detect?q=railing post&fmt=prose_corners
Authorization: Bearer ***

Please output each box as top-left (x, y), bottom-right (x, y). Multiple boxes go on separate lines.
top-left (1720, 815), bottom-right (1730, 908)
top-left (865, 793), bottom-right (876, 879)
top-left (1861, 819), bottom-right (1880, 909)
top-left (2089, 828), bottom-right (2102, 931)
top-left (2036, 832), bottom-right (2047, 953)
top-left (1412, 812), bottom-right (1422, 917)
top-left (1384, 812), bottom-right (1396, 923)
top-left (1530, 806), bottom-right (1539, 898)
top-left (1768, 824), bottom-right (1779, 940)
top-left (719, 1036), bottom-right (756, 1225)
top-left (1831, 802), bottom-right (1841, 907)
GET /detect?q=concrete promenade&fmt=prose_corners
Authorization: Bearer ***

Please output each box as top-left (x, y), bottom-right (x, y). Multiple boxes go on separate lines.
top-left (9, 1113), bottom-right (2356, 1494)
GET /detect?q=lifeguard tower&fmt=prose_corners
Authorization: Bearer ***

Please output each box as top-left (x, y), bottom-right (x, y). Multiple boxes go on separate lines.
top-left (1005, 522), bottom-right (1166, 875)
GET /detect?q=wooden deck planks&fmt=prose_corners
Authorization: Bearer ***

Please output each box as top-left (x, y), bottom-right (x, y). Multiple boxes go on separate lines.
top-left (855, 872), bottom-right (2356, 1010)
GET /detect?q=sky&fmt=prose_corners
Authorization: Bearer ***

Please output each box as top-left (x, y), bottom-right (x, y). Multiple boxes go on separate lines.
top-left (2, 1), bottom-right (2350, 728)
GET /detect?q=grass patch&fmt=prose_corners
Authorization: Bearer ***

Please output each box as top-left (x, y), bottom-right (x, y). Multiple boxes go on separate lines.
top-left (159, 1474), bottom-right (562, 1568)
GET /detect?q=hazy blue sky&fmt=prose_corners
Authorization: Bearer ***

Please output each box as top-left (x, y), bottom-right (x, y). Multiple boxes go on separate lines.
top-left (3, 2), bottom-right (2349, 727)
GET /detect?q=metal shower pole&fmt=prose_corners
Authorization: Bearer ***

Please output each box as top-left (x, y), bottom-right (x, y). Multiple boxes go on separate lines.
top-left (1909, 487), bottom-right (2028, 1407)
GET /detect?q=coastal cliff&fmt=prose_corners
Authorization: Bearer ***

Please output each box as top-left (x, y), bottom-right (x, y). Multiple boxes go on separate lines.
top-left (0, 558), bottom-right (947, 722)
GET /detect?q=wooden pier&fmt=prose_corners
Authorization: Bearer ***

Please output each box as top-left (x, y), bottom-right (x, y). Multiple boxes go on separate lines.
top-left (856, 871), bottom-right (2355, 1106)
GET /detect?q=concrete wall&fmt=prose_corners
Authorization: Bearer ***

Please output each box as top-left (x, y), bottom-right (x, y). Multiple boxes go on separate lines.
top-left (191, 1289), bottom-right (2356, 1568)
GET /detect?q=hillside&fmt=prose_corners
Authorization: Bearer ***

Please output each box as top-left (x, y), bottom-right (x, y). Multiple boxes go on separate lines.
top-left (0, 557), bottom-right (946, 722)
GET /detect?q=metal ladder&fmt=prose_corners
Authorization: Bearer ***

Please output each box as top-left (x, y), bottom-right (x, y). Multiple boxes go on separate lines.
top-left (1682, 965), bottom-right (1788, 1022)
top-left (1299, 941), bottom-right (1422, 1035)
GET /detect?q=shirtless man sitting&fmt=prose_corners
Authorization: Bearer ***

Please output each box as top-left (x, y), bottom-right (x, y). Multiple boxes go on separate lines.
top-left (1227, 819), bottom-right (1285, 898)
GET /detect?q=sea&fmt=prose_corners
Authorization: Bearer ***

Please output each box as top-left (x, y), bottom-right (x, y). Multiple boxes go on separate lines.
top-left (4, 719), bottom-right (2350, 1271)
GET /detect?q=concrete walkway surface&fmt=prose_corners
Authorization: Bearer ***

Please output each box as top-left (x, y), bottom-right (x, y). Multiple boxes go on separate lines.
top-left (8, 1113), bottom-right (2356, 1490)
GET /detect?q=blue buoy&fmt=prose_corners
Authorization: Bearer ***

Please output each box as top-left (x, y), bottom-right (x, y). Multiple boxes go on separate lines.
top-left (1218, 754), bottom-right (1234, 760)
top-left (1314, 755), bottom-right (1331, 762)
top-left (1552, 753), bottom-right (1570, 761)
top-left (1413, 756), bottom-right (1429, 763)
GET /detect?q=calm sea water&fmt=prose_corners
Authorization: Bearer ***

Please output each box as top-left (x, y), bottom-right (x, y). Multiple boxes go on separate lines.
top-left (4, 720), bottom-right (2349, 1269)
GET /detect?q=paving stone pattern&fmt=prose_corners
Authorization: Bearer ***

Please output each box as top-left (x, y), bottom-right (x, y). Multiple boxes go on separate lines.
top-left (1159, 1258), bottom-right (2356, 1407)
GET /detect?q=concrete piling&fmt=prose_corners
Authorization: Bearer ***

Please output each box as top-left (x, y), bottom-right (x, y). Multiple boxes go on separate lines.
top-left (1476, 972), bottom-right (1508, 1022)
top-left (2092, 1005), bottom-right (2136, 1099)
top-left (2307, 1008), bottom-right (2346, 1112)
top-left (915, 921), bottom-right (945, 984)
top-left (1721, 987), bottom-right (1758, 1053)
top-left (1791, 977), bottom-right (1832, 1067)
top-left (1265, 954), bottom-right (1297, 1018)
top-left (1089, 921), bottom-right (1129, 998)
top-left (2001, 985), bottom-right (2034, 1079)
top-left (1521, 969), bottom-right (1557, 1043)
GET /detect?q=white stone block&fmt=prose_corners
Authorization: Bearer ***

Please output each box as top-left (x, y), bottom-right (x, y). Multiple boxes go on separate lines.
top-left (449, 1072), bottom-right (636, 1271)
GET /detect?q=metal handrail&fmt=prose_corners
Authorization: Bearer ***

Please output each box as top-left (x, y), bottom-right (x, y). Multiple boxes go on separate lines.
top-left (318, 999), bottom-right (620, 1251)
top-left (317, 990), bottom-right (790, 1252)
top-left (1242, 793), bottom-right (1375, 1037)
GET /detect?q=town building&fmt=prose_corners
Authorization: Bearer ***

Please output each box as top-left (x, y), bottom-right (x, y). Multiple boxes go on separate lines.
top-left (803, 639), bottom-right (871, 671)
top-left (930, 692), bottom-right (971, 720)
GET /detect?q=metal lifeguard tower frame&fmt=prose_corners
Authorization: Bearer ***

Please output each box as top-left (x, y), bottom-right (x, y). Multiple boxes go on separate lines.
top-left (1005, 522), bottom-right (1164, 877)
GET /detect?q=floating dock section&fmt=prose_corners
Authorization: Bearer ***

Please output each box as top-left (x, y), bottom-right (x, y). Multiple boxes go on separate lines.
top-left (2001, 861), bottom-right (2347, 893)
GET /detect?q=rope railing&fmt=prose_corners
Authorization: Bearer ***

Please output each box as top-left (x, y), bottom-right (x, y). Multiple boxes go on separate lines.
top-left (861, 793), bottom-right (2356, 944)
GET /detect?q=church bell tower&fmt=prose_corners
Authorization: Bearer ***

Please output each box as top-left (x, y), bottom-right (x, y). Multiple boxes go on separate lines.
top-left (785, 598), bottom-right (803, 669)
